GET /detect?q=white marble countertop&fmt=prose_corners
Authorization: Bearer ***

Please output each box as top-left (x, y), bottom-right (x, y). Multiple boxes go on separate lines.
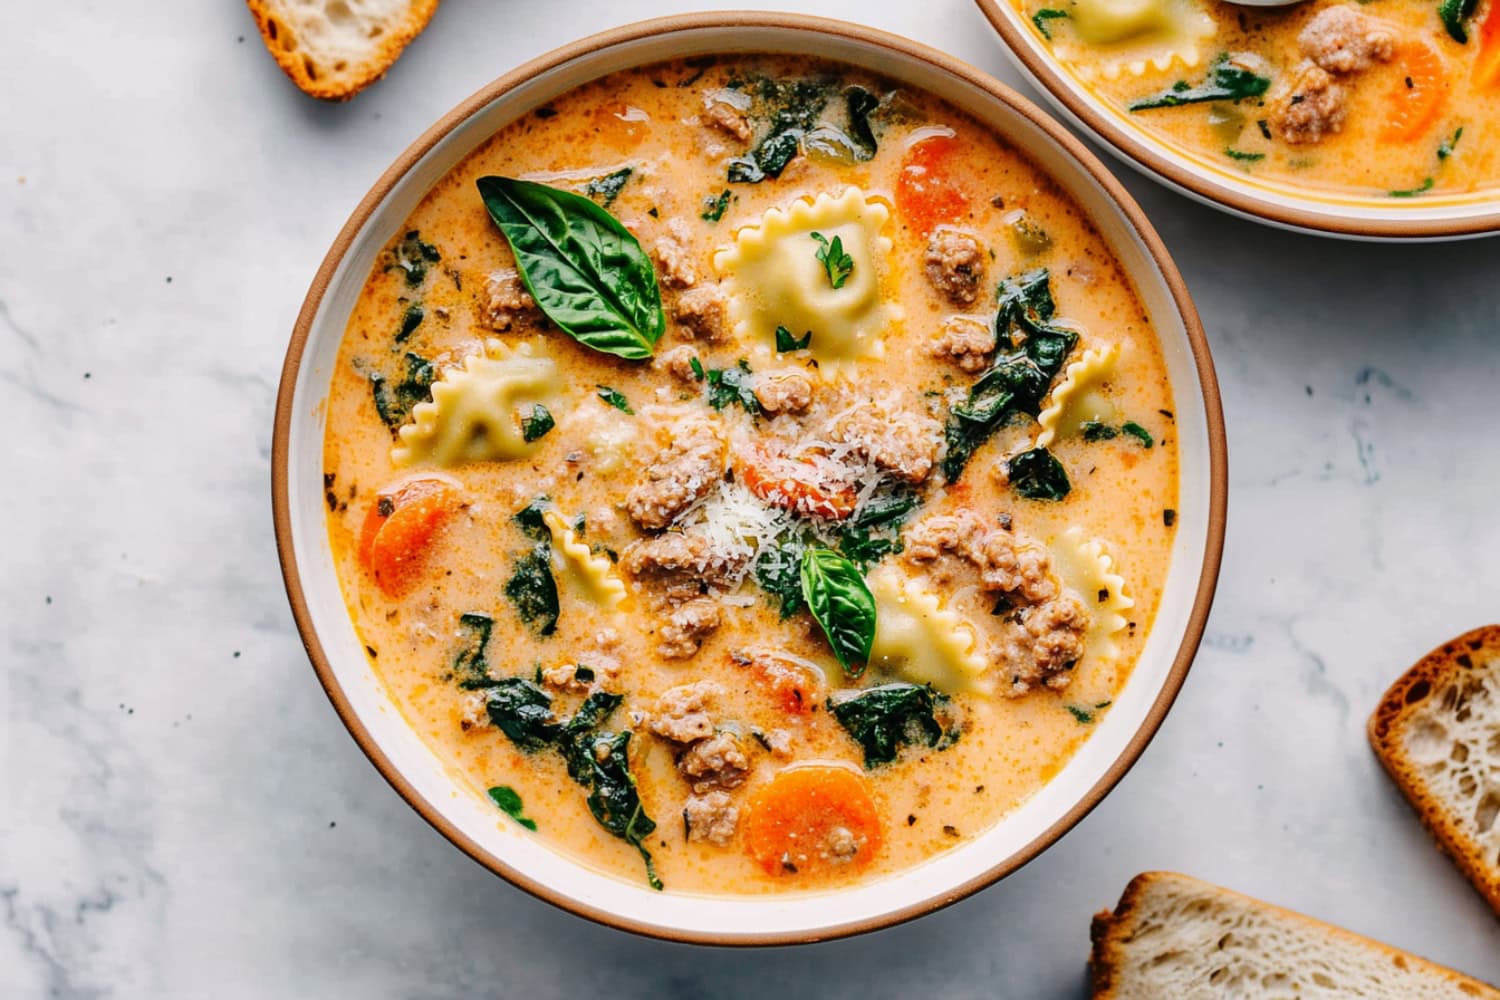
top-left (4, 0), bottom-right (1499, 995)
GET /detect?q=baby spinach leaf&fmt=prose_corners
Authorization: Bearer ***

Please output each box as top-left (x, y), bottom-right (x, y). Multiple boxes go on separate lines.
top-left (596, 385), bottom-right (634, 414)
top-left (389, 230), bottom-right (440, 286)
top-left (775, 326), bottom-right (812, 352)
top-left (726, 77), bottom-right (834, 183)
top-left (1440, 0), bottom-right (1480, 42)
top-left (558, 691), bottom-right (625, 784)
top-left (452, 612), bottom-right (495, 689)
top-left (487, 785), bottom-right (538, 830)
top-left (520, 403), bottom-right (555, 442)
top-left (811, 232), bottom-right (854, 288)
top-left (476, 176), bottom-right (664, 360)
top-left (1122, 421), bottom-right (1154, 448)
top-left (513, 497), bottom-right (552, 541)
top-left (584, 167), bottom-right (633, 207)
top-left (829, 683), bottom-right (957, 768)
top-left (1129, 57), bottom-right (1271, 111)
top-left (506, 548), bottom-right (559, 636)
top-left (1032, 8), bottom-right (1069, 38)
top-left (844, 86), bottom-right (880, 159)
top-left (369, 352), bottom-right (436, 430)
top-left (394, 303), bottom-right (424, 344)
top-left (753, 536), bottom-right (809, 618)
top-left (1007, 446), bottom-right (1071, 501)
top-left (705, 359), bottom-right (759, 414)
top-left (584, 731), bottom-right (662, 890)
top-left (849, 491), bottom-right (920, 530)
top-left (800, 548), bottom-right (877, 677)
top-left (484, 678), bottom-right (561, 750)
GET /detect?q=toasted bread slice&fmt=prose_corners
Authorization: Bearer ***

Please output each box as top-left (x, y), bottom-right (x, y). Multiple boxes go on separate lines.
top-left (1090, 871), bottom-right (1498, 998)
top-left (247, 0), bottom-right (440, 101)
top-left (1369, 625), bottom-right (1500, 916)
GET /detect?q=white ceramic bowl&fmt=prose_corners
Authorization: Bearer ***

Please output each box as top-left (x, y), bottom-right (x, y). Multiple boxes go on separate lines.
top-left (273, 12), bottom-right (1227, 945)
top-left (974, 0), bottom-right (1500, 241)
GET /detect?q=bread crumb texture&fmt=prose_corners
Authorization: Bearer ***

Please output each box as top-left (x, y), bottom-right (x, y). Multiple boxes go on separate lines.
top-left (1370, 625), bottom-right (1500, 916)
top-left (246, 0), bottom-right (440, 100)
top-left (1090, 871), bottom-right (1499, 999)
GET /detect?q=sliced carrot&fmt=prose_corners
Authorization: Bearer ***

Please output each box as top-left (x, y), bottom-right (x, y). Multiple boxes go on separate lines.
top-left (1380, 42), bottom-right (1449, 143)
top-left (740, 451), bottom-right (858, 520)
top-left (1475, 4), bottom-right (1500, 90)
top-left (743, 765), bottom-right (883, 876)
top-left (357, 477), bottom-right (461, 596)
top-left (895, 132), bottom-right (970, 237)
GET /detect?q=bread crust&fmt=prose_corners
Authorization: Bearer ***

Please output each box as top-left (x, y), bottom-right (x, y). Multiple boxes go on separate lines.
top-left (1089, 871), bottom-right (1499, 998)
top-left (246, 0), bottom-right (441, 101)
top-left (1368, 624), bottom-right (1500, 917)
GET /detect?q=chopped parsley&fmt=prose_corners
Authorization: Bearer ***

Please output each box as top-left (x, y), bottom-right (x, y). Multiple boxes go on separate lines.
top-left (1389, 177), bottom-right (1435, 198)
top-left (811, 232), bottom-right (854, 288)
top-left (1224, 148), bottom-right (1265, 163)
top-left (775, 325), bottom-right (812, 352)
top-left (1031, 8), bottom-right (1069, 38)
top-left (704, 359), bottom-right (759, 414)
top-left (1438, 127), bottom-right (1464, 160)
top-left (701, 189), bottom-right (732, 222)
top-left (596, 385), bottom-right (634, 414)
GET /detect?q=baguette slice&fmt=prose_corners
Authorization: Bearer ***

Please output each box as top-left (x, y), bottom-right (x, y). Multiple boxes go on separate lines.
top-left (247, 0), bottom-right (440, 101)
top-left (1369, 625), bottom-right (1500, 916)
top-left (1090, 871), bottom-right (1498, 998)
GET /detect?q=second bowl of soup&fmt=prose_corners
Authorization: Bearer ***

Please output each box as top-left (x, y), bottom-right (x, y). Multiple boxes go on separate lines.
top-left (977, 0), bottom-right (1500, 238)
top-left (274, 12), bottom-right (1226, 943)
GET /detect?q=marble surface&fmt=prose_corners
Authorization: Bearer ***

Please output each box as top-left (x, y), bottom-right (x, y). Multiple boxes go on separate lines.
top-left (4, 0), bottom-right (1499, 995)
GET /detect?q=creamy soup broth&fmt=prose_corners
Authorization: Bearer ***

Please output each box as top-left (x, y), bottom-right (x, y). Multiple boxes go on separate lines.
top-left (323, 55), bottom-right (1179, 894)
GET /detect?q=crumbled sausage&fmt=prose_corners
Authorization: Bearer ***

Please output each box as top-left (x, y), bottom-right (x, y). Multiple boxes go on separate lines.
top-left (621, 531), bottom-right (746, 603)
top-left (483, 268), bottom-right (540, 330)
top-left (904, 510), bottom-right (1056, 603)
top-left (703, 95), bottom-right (752, 142)
top-left (1271, 62), bottom-right (1348, 145)
top-left (673, 284), bottom-right (728, 341)
top-left (931, 316), bottom-right (996, 373)
top-left (998, 591), bottom-right (1090, 694)
top-left (759, 728), bottom-right (794, 758)
top-left (684, 791), bottom-right (739, 845)
top-left (923, 227), bottom-right (987, 307)
top-left (541, 656), bottom-right (619, 692)
top-left (753, 370), bottom-right (814, 415)
top-left (625, 420), bottom-right (725, 530)
top-left (654, 223), bottom-right (698, 289)
top-left (828, 404), bottom-right (942, 484)
top-left (1299, 6), bottom-right (1394, 75)
top-left (458, 690), bottom-right (490, 732)
top-left (649, 682), bottom-right (720, 743)
top-left (678, 730), bottom-right (751, 793)
top-left (657, 597), bottom-right (722, 659)
top-left (654, 345), bottom-right (702, 381)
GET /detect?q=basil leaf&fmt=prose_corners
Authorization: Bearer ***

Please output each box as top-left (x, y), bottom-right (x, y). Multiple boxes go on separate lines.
top-left (800, 548), bottom-right (876, 676)
top-left (1007, 446), bottom-right (1071, 501)
top-left (476, 176), bottom-right (664, 360)
top-left (487, 785), bottom-right (538, 830)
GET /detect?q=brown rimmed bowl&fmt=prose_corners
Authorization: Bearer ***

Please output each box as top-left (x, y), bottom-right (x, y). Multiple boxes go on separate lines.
top-left (974, 0), bottom-right (1500, 241)
top-left (272, 11), bottom-right (1228, 945)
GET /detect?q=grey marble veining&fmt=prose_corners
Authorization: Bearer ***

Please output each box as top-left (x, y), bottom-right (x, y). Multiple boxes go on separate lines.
top-left (3, 0), bottom-right (1498, 996)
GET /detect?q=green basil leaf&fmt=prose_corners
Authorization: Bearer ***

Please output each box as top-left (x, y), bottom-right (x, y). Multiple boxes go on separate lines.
top-left (800, 548), bottom-right (876, 676)
top-left (487, 785), bottom-right (538, 830)
top-left (476, 176), bottom-right (664, 360)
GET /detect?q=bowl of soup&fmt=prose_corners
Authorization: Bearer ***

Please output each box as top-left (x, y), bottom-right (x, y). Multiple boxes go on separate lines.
top-left (975, 0), bottom-right (1500, 239)
top-left (273, 11), bottom-right (1227, 943)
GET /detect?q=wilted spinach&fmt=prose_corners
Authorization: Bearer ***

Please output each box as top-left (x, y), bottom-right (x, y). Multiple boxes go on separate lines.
top-left (520, 403), bottom-right (555, 442)
top-left (1129, 56), bottom-right (1272, 111)
top-left (829, 683), bottom-right (958, 768)
top-left (394, 303), bottom-right (424, 344)
top-left (369, 352), bottom-right (436, 430)
top-left (506, 548), bottom-right (559, 636)
top-left (583, 731), bottom-right (662, 890)
top-left (584, 167), bottom-right (633, 207)
top-left (389, 230), bottom-right (440, 286)
top-left (484, 677), bottom-right (561, 750)
top-left (1006, 446), bottom-right (1070, 501)
top-left (451, 612), bottom-right (495, 689)
top-left (487, 785), bottom-right (538, 831)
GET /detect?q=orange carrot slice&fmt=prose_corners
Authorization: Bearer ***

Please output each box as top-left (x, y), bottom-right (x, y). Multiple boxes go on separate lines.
top-left (1380, 42), bottom-right (1449, 143)
top-left (740, 451), bottom-right (858, 521)
top-left (1475, 4), bottom-right (1500, 90)
top-left (357, 477), bottom-right (460, 596)
top-left (895, 132), bottom-right (970, 236)
top-left (743, 765), bottom-right (883, 876)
